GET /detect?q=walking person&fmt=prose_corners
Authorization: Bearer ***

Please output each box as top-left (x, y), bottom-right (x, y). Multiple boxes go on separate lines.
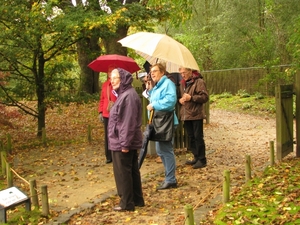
top-left (178, 67), bottom-right (209, 169)
top-left (98, 66), bottom-right (116, 164)
top-left (146, 63), bottom-right (179, 190)
top-left (108, 68), bottom-right (145, 211)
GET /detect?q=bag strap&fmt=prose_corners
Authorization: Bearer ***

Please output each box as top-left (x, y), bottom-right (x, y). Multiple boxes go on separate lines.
top-left (106, 84), bottom-right (111, 101)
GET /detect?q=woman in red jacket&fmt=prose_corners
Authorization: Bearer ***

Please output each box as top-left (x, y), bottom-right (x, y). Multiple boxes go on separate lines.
top-left (98, 66), bottom-right (117, 163)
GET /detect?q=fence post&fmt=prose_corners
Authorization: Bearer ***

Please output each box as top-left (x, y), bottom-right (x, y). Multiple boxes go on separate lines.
top-left (41, 185), bottom-right (49, 217)
top-left (184, 204), bottom-right (194, 225)
top-left (87, 125), bottom-right (92, 143)
top-left (1, 151), bottom-right (7, 176)
top-left (30, 179), bottom-right (39, 209)
top-left (6, 162), bottom-right (13, 187)
top-left (245, 155), bottom-right (251, 182)
top-left (223, 170), bottom-right (230, 203)
top-left (269, 141), bottom-right (275, 166)
top-left (6, 134), bottom-right (12, 154)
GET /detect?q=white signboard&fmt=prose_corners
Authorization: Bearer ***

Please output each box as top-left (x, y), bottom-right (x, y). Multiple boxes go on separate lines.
top-left (0, 187), bottom-right (28, 208)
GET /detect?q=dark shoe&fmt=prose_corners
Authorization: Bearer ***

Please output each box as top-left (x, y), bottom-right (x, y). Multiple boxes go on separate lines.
top-left (192, 160), bottom-right (207, 169)
top-left (156, 182), bottom-right (177, 190)
top-left (135, 203), bottom-right (145, 207)
top-left (113, 206), bottom-right (134, 212)
top-left (106, 159), bottom-right (112, 164)
top-left (185, 159), bottom-right (197, 165)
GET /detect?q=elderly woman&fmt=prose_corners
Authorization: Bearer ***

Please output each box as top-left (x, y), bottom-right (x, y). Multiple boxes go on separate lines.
top-left (146, 63), bottom-right (179, 190)
top-left (108, 68), bottom-right (145, 211)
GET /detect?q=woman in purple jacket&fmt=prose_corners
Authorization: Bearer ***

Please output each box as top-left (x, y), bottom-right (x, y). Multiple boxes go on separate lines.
top-left (108, 68), bottom-right (144, 212)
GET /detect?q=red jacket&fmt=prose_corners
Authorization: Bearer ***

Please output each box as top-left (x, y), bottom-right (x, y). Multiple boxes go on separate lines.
top-left (98, 79), bottom-right (117, 118)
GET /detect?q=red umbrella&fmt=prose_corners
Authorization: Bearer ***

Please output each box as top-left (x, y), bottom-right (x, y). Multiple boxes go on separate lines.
top-left (88, 54), bottom-right (140, 73)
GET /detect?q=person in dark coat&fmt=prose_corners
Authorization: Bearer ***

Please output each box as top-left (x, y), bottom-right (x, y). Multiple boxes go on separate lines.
top-left (178, 67), bottom-right (209, 169)
top-left (108, 68), bottom-right (145, 212)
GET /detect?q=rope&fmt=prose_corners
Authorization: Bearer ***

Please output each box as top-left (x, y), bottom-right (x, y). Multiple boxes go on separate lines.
top-left (10, 167), bottom-right (30, 185)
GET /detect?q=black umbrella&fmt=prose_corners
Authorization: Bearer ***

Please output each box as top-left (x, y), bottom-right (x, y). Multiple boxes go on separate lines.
top-left (138, 110), bottom-right (154, 169)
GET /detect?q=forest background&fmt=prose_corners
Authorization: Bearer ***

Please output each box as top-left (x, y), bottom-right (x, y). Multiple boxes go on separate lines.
top-left (1, 0), bottom-right (300, 136)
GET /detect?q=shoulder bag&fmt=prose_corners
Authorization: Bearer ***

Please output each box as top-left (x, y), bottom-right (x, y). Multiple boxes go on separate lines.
top-left (149, 110), bottom-right (174, 142)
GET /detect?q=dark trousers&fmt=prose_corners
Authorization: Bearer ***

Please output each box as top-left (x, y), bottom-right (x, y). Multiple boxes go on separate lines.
top-left (103, 117), bottom-right (112, 161)
top-left (112, 150), bottom-right (144, 210)
top-left (184, 119), bottom-right (207, 163)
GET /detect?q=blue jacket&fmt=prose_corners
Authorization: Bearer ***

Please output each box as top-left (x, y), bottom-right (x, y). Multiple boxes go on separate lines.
top-left (148, 75), bottom-right (179, 125)
top-left (108, 68), bottom-right (143, 151)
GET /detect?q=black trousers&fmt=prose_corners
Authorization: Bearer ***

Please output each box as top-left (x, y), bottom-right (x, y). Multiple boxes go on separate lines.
top-left (112, 150), bottom-right (144, 210)
top-left (184, 119), bottom-right (207, 163)
top-left (103, 117), bottom-right (112, 161)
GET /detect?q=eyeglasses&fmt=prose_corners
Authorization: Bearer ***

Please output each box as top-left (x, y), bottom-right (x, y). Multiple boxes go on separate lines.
top-left (111, 76), bottom-right (120, 81)
top-left (180, 71), bottom-right (189, 75)
top-left (150, 70), bottom-right (159, 74)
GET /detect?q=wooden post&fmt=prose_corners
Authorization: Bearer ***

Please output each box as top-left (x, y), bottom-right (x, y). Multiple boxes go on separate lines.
top-left (41, 185), bottom-right (49, 217)
top-left (6, 134), bottom-right (12, 154)
top-left (6, 162), bottom-right (13, 187)
top-left (269, 141), bottom-right (275, 166)
top-left (184, 204), bottom-right (194, 225)
top-left (30, 179), bottom-right (39, 209)
top-left (87, 125), bottom-right (92, 143)
top-left (1, 151), bottom-right (6, 176)
top-left (223, 170), bottom-right (230, 203)
top-left (245, 155), bottom-right (251, 182)
top-left (295, 72), bottom-right (300, 157)
top-left (42, 127), bottom-right (47, 147)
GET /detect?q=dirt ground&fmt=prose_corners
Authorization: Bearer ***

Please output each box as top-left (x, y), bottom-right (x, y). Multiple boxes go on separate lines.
top-left (11, 108), bottom-right (286, 224)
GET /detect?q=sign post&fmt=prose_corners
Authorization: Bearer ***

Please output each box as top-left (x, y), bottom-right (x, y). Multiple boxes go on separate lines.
top-left (0, 187), bottom-right (31, 223)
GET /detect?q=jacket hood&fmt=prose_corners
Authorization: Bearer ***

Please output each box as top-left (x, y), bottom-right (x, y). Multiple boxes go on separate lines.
top-left (116, 68), bottom-right (133, 94)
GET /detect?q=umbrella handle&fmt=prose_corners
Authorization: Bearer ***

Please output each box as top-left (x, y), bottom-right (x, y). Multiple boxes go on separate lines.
top-left (149, 110), bottom-right (154, 124)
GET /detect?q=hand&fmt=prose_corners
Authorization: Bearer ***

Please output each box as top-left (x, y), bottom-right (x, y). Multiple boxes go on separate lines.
top-left (145, 80), bottom-right (153, 90)
top-left (182, 93), bottom-right (192, 101)
top-left (98, 113), bottom-right (104, 123)
top-left (147, 104), bottom-right (153, 111)
top-left (122, 149), bottom-right (129, 153)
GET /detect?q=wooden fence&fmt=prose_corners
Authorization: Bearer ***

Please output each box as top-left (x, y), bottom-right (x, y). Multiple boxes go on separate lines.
top-left (202, 65), bottom-right (292, 95)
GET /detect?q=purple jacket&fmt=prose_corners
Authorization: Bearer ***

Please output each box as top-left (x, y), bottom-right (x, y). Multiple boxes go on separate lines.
top-left (108, 68), bottom-right (143, 151)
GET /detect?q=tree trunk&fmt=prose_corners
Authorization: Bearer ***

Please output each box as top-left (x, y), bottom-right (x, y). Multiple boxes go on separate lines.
top-left (36, 52), bottom-right (46, 137)
top-left (77, 35), bottom-right (101, 94)
top-left (102, 26), bottom-right (129, 55)
top-left (77, 26), bottom-right (129, 94)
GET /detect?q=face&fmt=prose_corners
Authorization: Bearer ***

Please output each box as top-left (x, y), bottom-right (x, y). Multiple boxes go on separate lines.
top-left (110, 69), bottom-right (121, 90)
top-left (179, 67), bottom-right (193, 81)
top-left (107, 66), bottom-right (115, 79)
top-left (150, 66), bottom-right (164, 83)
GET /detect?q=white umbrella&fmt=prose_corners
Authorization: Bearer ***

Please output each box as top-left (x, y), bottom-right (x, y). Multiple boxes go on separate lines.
top-left (118, 32), bottom-right (199, 72)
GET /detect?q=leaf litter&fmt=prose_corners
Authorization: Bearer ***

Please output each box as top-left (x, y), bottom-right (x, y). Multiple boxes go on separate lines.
top-left (1, 103), bottom-right (297, 224)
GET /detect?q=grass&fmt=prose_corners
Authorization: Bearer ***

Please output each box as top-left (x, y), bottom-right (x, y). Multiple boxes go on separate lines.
top-left (209, 91), bottom-right (277, 117)
top-left (211, 158), bottom-right (300, 225)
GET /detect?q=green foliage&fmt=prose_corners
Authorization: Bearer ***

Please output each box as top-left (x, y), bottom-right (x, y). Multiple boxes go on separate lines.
top-left (237, 89), bottom-right (250, 98)
top-left (210, 92), bottom-right (276, 117)
top-left (256, 67), bottom-right (295, 96)
top-left (5, 206), bottom-right (47, 225)
top-left (213, 159), bottom-right (300, 225)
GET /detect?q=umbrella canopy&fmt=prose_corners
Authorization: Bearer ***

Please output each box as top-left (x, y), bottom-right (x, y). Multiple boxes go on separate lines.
top-left (88, 54), bottom-right (140, 73)
top-left (118, 32), bottom-right (199, 72)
